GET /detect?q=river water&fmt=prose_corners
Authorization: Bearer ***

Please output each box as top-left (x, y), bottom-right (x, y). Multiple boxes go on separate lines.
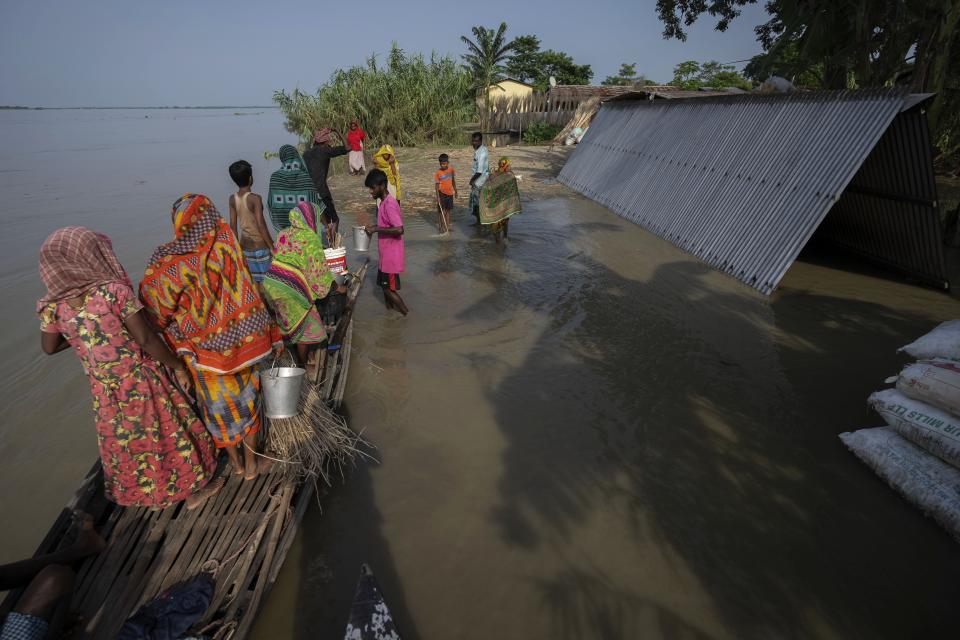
top-left (2, 110), bottom-right (959, 639)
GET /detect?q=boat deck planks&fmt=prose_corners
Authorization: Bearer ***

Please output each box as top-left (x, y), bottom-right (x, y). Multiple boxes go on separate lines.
top-left (1, 261), bottom-right (369, 639)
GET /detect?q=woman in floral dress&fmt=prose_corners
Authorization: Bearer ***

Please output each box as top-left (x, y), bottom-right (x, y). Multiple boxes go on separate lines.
top-left (37, 226), bottom-right (222, 510)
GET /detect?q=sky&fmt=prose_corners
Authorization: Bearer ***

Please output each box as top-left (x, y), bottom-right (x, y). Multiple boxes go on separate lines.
top-left (0, 0), bottom-right (770, 107)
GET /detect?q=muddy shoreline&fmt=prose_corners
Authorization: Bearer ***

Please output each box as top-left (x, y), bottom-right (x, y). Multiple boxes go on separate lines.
top-left (327, 144), bottom-right (574, 221)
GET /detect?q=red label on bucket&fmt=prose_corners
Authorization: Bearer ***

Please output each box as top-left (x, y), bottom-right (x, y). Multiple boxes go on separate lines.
top-left (324, 249), bottom-right (347, 274)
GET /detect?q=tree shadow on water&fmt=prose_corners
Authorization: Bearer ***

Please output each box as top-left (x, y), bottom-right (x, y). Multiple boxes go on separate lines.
top-left (445, 227), bottom-right (960, 639)
top-left (535, 567), bottom-right (720, 640)
top-left (293, 412), bottom-right (422, 640)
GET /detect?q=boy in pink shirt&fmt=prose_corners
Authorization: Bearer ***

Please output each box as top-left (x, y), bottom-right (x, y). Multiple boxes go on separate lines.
top-left (364, 169), bottom-right (408, 315)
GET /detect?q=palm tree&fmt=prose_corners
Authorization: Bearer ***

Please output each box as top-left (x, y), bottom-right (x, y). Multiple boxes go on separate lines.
top-left (461, 23), bottom-right (517, 131)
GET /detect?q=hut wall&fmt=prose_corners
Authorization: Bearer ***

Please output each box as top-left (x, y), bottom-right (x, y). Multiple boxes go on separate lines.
top-left (816, 104), bottom-right (947, 288)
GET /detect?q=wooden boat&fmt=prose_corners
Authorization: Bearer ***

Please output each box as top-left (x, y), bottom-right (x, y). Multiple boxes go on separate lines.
top-left (0, 262), bottom-right (369, 640)
top-left (344, 564), bottom-right (402, 640)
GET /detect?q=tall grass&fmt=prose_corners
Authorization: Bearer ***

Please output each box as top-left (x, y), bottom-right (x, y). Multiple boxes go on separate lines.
top-left (274, 44), bottom-right (477, 148)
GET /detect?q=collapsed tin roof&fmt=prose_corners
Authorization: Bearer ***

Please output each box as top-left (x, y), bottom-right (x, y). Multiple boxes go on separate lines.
top-left (558, 89), bottom-right (947, 294)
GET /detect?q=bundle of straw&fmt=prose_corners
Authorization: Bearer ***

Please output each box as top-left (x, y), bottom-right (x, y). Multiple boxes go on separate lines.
top-left (263, 381), bottom-right (367, 484)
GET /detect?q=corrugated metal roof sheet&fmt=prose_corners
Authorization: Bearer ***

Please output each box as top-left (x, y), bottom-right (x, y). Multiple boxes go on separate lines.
top-left (607, 85), bottom-right (747, 101)
top-left (548, 85), bottom-right (636, 100)
top-left (901, 93), bottom-right (935, 111)
top-left (557, 89), bottom-right (947, 294)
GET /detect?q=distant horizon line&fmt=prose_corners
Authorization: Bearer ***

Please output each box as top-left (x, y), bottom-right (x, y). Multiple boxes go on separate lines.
top-left (0, 105), bottom-right (279, 110)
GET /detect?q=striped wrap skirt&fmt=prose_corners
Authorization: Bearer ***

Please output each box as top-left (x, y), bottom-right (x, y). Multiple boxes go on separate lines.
top-left (243, 248), bottom-right (272, 284)
top-left (188, 365), bottom-right (261, 448)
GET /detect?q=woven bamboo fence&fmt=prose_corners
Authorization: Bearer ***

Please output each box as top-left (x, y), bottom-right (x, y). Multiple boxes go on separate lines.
top-left (487, 93), bottom-right (585, 131)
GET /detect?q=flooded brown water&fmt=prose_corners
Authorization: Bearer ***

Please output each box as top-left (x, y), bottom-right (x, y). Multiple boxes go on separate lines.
top-left (2, 110), bottom-right (960, 639)
top-left (253, 195), bottom-right (960, 638)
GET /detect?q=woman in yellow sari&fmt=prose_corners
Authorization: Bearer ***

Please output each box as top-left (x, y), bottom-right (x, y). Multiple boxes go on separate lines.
top-left (372, 145), bottom-right (402, 201)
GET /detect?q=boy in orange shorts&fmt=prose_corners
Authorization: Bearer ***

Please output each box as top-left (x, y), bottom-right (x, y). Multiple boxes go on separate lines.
top-left (434, 153), bottom-right (458, 234)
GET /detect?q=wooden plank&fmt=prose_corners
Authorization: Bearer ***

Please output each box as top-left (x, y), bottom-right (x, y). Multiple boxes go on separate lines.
top-left (156, 472), bottom-right (253, 592)
top-left (318, 261), bottom-right (367, 396)
top-left (267, 482), bottom-right (318, 587)
top-left (219, 496), bottom-right (278, 624)
top-left (73, 506), bottom-right (125, 598)
top-left (75, 508), bottom-right (154, 615)
top-left (332, 323), bottom-right (353, 410)
top-left (78, 509), bottom-right (162, 638)
top-left (97, 508), bottom-right (177, 638)
top-left (231, 484), bottom-right (292, 639)
top-left (170, 476), bottom-right (253, 588)
top-left (130, 498), bottom-right (213, 608)
top-left (321, 348), bottom-right (342, 402)
top-left (194, 471), bottom-right (274, 580)
top-left (201, 476), bottom-right (283, 624)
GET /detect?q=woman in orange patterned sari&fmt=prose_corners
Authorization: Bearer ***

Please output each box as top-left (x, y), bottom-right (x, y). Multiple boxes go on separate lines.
top-left (139, 194), bottom-right (281, 480)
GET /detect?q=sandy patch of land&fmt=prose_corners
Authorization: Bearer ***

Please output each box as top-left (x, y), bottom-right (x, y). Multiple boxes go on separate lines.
top-left (327, 144), bottom-right (574, 224)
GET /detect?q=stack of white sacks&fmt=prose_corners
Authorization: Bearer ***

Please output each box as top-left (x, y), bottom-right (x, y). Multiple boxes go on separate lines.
top-left (841, 320), bottom-right (960, 540)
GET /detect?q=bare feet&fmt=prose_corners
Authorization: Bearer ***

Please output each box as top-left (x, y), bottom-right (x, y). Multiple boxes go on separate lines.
top-left (244, 459), bottom-right (258, 481)
top-left (257, 456), bottom-right (273, 476)
top-left (186, 476), bottom-right (226, 511)
top-left (226, 446), bottom-right (245, 477)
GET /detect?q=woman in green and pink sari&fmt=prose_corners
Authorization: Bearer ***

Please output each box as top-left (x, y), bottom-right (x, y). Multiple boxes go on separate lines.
top-left (261, 202), bottom-right (345, 365)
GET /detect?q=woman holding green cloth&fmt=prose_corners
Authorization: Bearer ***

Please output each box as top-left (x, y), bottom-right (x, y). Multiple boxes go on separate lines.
top-left (261, 201), bottom-right (346, 365)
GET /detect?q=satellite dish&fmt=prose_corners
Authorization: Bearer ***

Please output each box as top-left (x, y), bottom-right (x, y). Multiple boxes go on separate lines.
top-left (549, 76), bottom-right (557, 88)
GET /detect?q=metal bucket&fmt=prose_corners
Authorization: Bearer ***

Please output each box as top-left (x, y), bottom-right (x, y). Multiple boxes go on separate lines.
top-left (353, 226), bottom-right (370, 252)
top-left (261, 360), bottom-right (306, 419)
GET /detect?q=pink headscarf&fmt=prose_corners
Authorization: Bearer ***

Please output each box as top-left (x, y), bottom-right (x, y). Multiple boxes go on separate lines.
top-left (37, 226), bottom-right (132, 310)
top-left (313, 128), bottom-right (333, 144)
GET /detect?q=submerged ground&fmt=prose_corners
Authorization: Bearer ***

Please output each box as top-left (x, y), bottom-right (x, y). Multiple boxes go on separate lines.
top-left (1, 109), bottom-right (958, 639)
top-left (256, 192), bottom-right (960, 638)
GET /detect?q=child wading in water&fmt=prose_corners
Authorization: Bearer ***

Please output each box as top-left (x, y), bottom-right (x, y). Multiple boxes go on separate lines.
top-left (434, 153), bottom-right (457, 234)
top-left (228, 160), bottom-right (274, 289)
top-left (364, 169), bottom-right (408, 315)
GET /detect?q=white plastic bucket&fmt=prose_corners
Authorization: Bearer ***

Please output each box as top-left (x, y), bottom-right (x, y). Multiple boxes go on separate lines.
top-left (262, 365), bottom-right (306, 419)
top-left (353, 226), bottom-right (370, 252)
top-left (324, 247), bottom-right (347, 274)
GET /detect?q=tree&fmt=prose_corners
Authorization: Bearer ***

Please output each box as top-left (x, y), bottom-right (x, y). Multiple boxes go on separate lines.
top-left (670, 60), bottom-right (752, 90)
top-left (461, 23), bottom-right (518, 130)
top-left (505, 35), bottom-right (542, 83)
top-left (671, 60), bottom-right (702, 89)
top-left (654, 0), bottom-right (960, 134)
top-left (503, 34), bottom-right (593, 91)
top-left (743, 40), bottom-right (823, 88)
top-left (602, 63), bottom-right (638, 86)
top-left (655, 0), bottom-right (754, 41)
top-left (535, 50), bottom-right (593, 91)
